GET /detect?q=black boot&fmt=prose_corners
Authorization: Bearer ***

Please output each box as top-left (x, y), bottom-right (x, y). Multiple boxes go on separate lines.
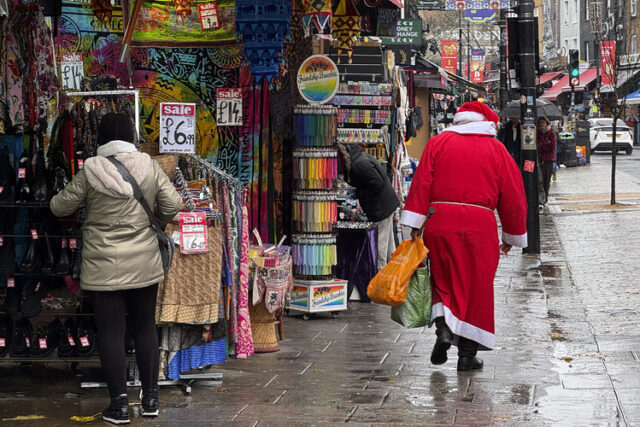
top-left (457, 337), bottom-right (483, 371)
top-left (40, 234), bottom-right (55, 275)
top-left (430, 317), bottom-right (452, 365)
top-left (0, 147), bottom-right (15, 203)
top-left (18, 227), bottom-right (42, 274)
top-left (71, 239), bottom-right (82, 281)
top-left (140, 389), bottom-right (159, 417)
top-left (15, 152), bottom-right (31, 204)
top-left (102, 394), bottom-right (130, 425)
top-left (33, 151), bottom-right (49, 202)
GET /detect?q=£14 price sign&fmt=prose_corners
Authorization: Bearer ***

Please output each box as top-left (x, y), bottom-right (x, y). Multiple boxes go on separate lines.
top-left (216, 89), bottom-right (242, 126)
top-left (179, 211), bottom-right (208, 254)
top-left (159, 103), bottom-right (196, 154)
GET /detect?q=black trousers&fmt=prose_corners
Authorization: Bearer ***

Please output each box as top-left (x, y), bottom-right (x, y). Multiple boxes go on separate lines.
top-left (90, 284), bottom-right (159, 398)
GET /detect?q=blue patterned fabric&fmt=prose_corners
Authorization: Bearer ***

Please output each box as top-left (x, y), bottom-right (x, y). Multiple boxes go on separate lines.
top-left (167, 338), bottom-right (227, 380)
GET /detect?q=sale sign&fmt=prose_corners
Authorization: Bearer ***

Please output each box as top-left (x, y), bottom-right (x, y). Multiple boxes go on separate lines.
top-left (470, 49), bottom-right (484, 83)
top-left (60, 53), bottom-right (84, 90)
top-left (600, 41), bottom-right (616, 87)
top-left (441, 40), bottom-right (458, 87)
top-left (216, 89), bottom-right (242, 126)
top-left (179, 212), bottom-right (208, 254)
top-left (198, 2), bottom-right (220, 30)
top-left (159, 103), bottom-right (196, 154)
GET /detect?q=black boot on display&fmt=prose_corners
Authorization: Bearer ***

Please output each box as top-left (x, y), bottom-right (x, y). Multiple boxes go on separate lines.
top-left (58, 317), bottom-right (78, 357)
top-left (55, 239), bottom-right (71, 276)
top-left (0, 147), bottom-right (15, 202)
top-left (29, 318), bottom-right (61, 358)
top-left (102, 394), bottom-right (130, 425)
top-left (71, 239), bottom-right (82, 281)
top-left (430, 317), bottom-right (452, 365)
top-left (16, 152), bottom-right (31, 204)
top-left (75, 318), bottom-right (95, 357)
top-left (140, 389), bottom-right (159, 417)
top-left (18, 227), bottom-right (42, 274)
top-left (10, 318), bottom-right (32, 357)
top-left (40, 234), bottom-right (56, 275)
top-left (457, 336), bottom-right (483, 372)
top-left (33, 151), bottom-right (49, 202)
top-left (20, 280), bottom-right (49, 318)
top-left (4, 278), bottom-right (24, 315)
top-left (0, 314), bottom-right (12, 358)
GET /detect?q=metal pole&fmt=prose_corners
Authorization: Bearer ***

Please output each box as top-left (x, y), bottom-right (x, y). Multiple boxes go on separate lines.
top-left (499, 9), bottom-right (508, 111)
top-left (467, 20), bottom-right (471, 91)
top-left (595, 35), bottom-right (600, 117)
top-left (518, 0), bottom-right (541, 254)
top-left (458, 11), bottom-right (463, 98)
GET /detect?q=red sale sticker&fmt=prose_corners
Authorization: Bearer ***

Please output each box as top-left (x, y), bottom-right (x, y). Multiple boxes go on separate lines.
top-left (78, 159), bottom-right (84, 169)
top-left (39, 338), bottom-right (47, 349)
top-left (0, 236), bottom-right (3, 246)
top-left (7, 278), bottom-right (15, 288)
top-left (68, 336), bottom-right (76, 346)
top-left (0, 186), bottom-right (3, 194)
top-left (523, 160), bottom-right (535, 173)
top-left (18, 168), bottom-right (26, 179)
top-left (79, 336), bottom-right (90, 347)
top-left (0, 338), bottom-right (5, 347)
top-left (25, 337), bottom-right (30, 348)
top-left (61, 238), bottom-right (68, 249)
top-left (198, 2), bottom-right (220, 30)
top-left (31, 229), bottom-right (38, 240)
top-left (35, 282), bottom-right (41, 292)
top-left (179, 211), bottom-right (208, 254)
top-left (69, 238), bottom-right (78, 249)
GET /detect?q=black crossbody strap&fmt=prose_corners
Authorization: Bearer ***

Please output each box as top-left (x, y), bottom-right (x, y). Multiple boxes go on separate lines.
top-left (107, 156), bottom-right (161, 231)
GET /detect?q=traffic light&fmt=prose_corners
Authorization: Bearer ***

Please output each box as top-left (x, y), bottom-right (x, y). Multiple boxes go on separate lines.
top-left (569, 49), bottom-right (580, 87)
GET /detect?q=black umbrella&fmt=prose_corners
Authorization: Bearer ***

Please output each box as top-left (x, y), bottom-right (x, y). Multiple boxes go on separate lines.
top-left (501, 99), bottom-right (564, 120)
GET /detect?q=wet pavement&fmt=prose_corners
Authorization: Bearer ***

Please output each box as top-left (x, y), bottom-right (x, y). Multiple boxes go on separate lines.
top-left (1, 156), bottom-right (640, 426)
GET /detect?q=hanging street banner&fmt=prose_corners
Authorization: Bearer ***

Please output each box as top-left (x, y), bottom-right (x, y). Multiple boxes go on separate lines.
top-left (159, 103), bottom-right (197, 153)
top-left (416, 0), bottom-right (445, 9)
top-left (380, 19), bottom-right (422, 45)
top-left (446, 0), bottom-right (510, 10)
top-left (601, 41), bottom-right (616, 87)
top-left (470, 48), bottom-right (484, 83)
top-left (216, 88), bottom-right (242, 126)
top-left (464, 9), bottom-right (497, 23)
top-left (441, 40), bottom-right (459, 75)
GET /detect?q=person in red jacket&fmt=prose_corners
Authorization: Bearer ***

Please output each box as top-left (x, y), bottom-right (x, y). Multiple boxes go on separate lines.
top-left (537, 116), bottom-right (556, 205)
top-left (400, 101), bottom-right (528, 371)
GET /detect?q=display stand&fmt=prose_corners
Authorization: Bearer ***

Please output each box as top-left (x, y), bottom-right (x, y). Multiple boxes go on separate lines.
top-left (287, 279), bottom-right (348, 320)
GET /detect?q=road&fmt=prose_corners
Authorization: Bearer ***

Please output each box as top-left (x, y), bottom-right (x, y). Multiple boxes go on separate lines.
top-left (587, 149), bottom-right (640, 185)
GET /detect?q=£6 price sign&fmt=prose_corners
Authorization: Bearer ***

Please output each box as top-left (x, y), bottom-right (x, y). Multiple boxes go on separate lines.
top-left (159, 103), bottom-right (196, 154)
top-left (216, 88), bottom-right (242, 126)
top-left (179, 212), bottom-right (208, 254)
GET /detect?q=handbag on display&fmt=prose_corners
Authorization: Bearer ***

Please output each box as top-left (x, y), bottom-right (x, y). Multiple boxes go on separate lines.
top-left (108, 157), bottom-right (174, 274)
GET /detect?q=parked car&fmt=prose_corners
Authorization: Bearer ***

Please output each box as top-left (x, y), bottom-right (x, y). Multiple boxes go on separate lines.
top-left (588, 118), bottom-right (634, 155)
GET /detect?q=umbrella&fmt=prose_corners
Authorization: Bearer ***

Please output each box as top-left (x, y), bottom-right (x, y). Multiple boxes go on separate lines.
top-left (501, 99), bottom-right (564, 120)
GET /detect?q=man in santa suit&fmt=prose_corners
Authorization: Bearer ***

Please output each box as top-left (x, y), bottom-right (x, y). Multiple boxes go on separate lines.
top-left (400, 101), bottom-right (528, 371)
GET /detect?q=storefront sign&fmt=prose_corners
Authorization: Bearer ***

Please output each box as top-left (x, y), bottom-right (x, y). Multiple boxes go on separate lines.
top-left (216, 88), bottom-right (242, 126)
top-left (470, 49), bottom-right (484, 83)
top-left (60, 52), bottom-right (84, 90)
top-left (179, 211), bottom-right (208, 254)
top-left (297, 55), bottom-right (340, 104)
top-left (198, 2), bottom-right (220, 30)
top-left (311, 285), bottom-right (347, 308)
top-left (159, 102), bottom-right (196, 154)
top-left (441, 40), bottom-right (458, 87)
top-left (380, 19), bottom-right (422, 45)
top-left (601, 41), bottom-right (616, 87)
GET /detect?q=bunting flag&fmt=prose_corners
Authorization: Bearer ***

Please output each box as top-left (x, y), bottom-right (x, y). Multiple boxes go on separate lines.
top-left (331, 0), bottom-right (360, 63)
top-left (235, 0), bottom-right (292, 82)
top-left (302, 0), bottom-right (332, 36)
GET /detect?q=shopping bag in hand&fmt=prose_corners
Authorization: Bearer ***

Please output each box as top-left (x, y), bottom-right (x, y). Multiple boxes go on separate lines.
top-left (390, 266), bottom-right (431, 328)
top-left (366, 238), bottom-right (429, 306)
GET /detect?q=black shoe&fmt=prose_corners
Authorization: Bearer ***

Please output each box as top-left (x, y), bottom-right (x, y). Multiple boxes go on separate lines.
top-left (10, 318), bottom-right (32, 357)
top-left (58, 317), bottom-right (78, 357)
top-left (40, 234), bottom-right (55, 275)
top-left (457, 356), bottom-right (484, 371)
top-left (140, 389), bottom-right (159, 417)
top-left (20, 280), bottom-right (48, 318)
top-left (55, 240), bottom-right (71, 276)
top-left (0, 147), bottom-right (15, 203)
top-left (33, 151), bottom-right (49, 202)
top-left (15, 152), bottom-right (31, 204)
top-left (4, 277), bottom-right (23, 314)
top-left (75, 318), bottom-right (95, 357)
top-left (18, 226), bottom-right (42, 274)
top-left (430, 320), bottom-right (452, 365)
top-left (30, 318), bottom-right (61, 358)
top-left (0, 315), bottom-right (12, 358)
top-left (71, 239), bottom-right (82, 282)
top-left (102, 394), bottom-right (130, 425)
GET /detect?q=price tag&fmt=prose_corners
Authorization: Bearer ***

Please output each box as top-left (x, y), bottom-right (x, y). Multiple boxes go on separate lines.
top-left (179, 211), bottom-right (208, 254)
top-left (67, 336), bottom-right (76, 346)
top-left (0, 186), bottom-right (3, 194)
top-left (7, 278), bottom-right (15, 288)
top-left (18, 168), bottom-right (26, 179)
top-left (159, 103), bottom-right (196, 154)
top-left (25, 337), bottom-right (30, 348)
top-left (0, 338), bottom-right (5, 347)
top-left (60, 52), bottom-right (84, 90)
top-left (39, 338), bottom-right (47, 349)
top-left (79, 336), bottom-right (90, 347)
top-left (34, 282), bottom-right (41, 292)
top-left (0, 236), bottom-right (3, 246)
top-left (61, 238), bottom-right (68, 249)
top-left (198, 2), bottom-right (220, 30)
top-left (69, 238), bottom-right (78, 249)
top-left (31, 229), bottom-right (39, 240)
top-left (78, 159), bottom-right (84, 169)
top-left (216, 89), bottom-right (242, 127)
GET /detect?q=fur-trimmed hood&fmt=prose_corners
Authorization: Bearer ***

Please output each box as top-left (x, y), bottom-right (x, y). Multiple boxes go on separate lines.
top-left (84, 140), bottom-right (151, 198)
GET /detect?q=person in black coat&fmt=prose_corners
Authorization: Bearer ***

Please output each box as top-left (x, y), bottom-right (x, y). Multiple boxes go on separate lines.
top-left (498, 117), bottom-right (522, 167)
top-left (338, 143), bottom-right (400, 271)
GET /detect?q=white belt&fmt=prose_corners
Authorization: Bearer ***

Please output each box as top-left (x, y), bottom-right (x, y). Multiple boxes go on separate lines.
top-left (430, 201), bottom-right (494, 212)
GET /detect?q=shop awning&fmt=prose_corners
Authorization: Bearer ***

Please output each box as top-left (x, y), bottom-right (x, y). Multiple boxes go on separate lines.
top-left (387, 0), bottom-right (403, 7)
top-left (540, 74), bottom-right (570, 101)
top-left (415, 54), bottom-right (485, 92)
top-left (539, 72), bottom-right (562, 84)
top-left (560, 68), bottom-right (598, 92)
top-left (601, 69), bottom-right (639, 93)
top-left (619, 89), bottom-right (640, 104)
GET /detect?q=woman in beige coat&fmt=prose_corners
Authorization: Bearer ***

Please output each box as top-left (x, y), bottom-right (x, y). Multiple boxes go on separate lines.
top-left (50, 113), bottom-right (181, 425)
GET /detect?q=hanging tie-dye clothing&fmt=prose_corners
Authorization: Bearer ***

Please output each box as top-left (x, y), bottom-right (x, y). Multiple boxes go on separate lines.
top-left (235, 198), bottom-right (254, 359)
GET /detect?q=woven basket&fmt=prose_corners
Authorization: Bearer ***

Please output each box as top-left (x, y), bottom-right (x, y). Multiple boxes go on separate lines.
top-left (249, 302), bottom-right (279, 353)
top-left (152, 154), bottom-right (177, 181)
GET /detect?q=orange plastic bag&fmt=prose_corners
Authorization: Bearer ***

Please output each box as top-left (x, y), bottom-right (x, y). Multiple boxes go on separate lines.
top-left (367, 238), bottom-right (429, 306)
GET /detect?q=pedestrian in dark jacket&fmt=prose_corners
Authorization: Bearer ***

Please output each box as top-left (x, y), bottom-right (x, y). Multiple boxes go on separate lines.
top-left (537, 116), bottom-right (556, 205)
top-left (338, 143), bottom-right (400, 271)
top-left (498, 117), bottom-right (522, 167)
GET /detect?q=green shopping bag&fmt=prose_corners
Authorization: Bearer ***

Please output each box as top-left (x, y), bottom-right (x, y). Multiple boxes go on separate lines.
top-left (390, 266), bottom-right (431, 328)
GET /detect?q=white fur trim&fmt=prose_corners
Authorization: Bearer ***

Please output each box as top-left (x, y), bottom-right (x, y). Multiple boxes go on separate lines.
top-left (84, 152), bottom-right (152, 198)
top-left (453, 111), bottom-right (486, 124)
top-left (400, 210), bottom-right (427, 229)
top-left (502, 231), bottom-right (528, 248)
top-left (431, 302), bottom-right (495, 350)
top-left (97, 140), bottom-right (137, 157)
top-left (442, 121), bottom-right (497, 136)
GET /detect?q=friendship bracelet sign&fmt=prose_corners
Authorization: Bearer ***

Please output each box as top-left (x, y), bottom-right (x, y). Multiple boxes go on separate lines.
top-left (297, 55), bottom-right (339, 104)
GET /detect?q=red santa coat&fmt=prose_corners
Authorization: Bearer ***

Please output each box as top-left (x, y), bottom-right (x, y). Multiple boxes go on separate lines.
top-left (400, 120), bottom-right (527, 350)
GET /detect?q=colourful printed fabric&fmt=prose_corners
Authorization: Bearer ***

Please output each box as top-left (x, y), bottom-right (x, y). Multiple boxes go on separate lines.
top-left (235, 198), bottom-right (254, 359)
top-left (331, 0), bottom-right (360, 64)
top-left (221, 184), bottom-right (238, 345)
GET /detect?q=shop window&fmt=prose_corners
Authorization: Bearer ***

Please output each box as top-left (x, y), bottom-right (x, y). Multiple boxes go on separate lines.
top-left (632, 35), bottom-right (638, 53)
top-left (632, 0), bottom-right (637, 17)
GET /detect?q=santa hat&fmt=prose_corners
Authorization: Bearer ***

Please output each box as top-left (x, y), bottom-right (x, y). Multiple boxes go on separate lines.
top-left (453, 101), bottom-right (500, 125)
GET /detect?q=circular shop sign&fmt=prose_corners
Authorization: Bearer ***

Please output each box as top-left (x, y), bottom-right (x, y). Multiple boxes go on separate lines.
top-left (296, 55), bottom-right (340, 104)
